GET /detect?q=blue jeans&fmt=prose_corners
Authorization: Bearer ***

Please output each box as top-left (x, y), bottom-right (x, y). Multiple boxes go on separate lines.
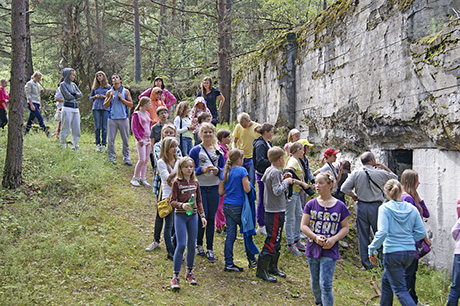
top-left (179, 136), bottom-right (193, 156)
top-left (93, 109), bottom-right (109, 146)
top-left (223, 204), bottom-right (256, 266)
top-left (25, 103), bottom-right (48, 133)
top-left (243, 158), bottom-right (255, 186)
top-left (163, 208), bottom-right (174, 255)
top-left (173, 213), bottom-right (198, 272)
top-left (285, 192), bottom-right (302, 245)
top-left (381, 251), bottom-right (417, 306)
top-left (197, 185), bottom-right (219, 250)
top-left (307, 256), bottom-right (337, 306)
top-left (448, 254), bottom-right (460, 306)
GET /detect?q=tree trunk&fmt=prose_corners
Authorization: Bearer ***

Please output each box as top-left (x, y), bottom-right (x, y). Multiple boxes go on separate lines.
top-left (133, 0), bottom-right (141, 83)
top-left (25, 0), bottom-right (33, 79)
top-left (3, 0), bottom-right (27, 189)
top-left (151, 0), bottom-right (166, 81)
top-left (85, 0), bottom-right (93, 48)
top-left (217, 0), bottom-right (232, 123)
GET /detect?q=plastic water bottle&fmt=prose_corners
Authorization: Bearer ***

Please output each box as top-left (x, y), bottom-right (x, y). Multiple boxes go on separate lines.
top-left (186, 194), bottom-right (195, 216)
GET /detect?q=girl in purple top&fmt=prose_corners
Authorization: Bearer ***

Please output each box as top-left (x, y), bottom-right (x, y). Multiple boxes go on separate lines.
top-left (301, 172), bottom-right (350, 306)
top-left (131, 97), bottom-right (152, 187)
top-left (401, 169), bottom-right (431, 306)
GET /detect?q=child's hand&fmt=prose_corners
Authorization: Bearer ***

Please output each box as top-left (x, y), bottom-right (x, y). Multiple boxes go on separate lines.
top-left (283, 173), bottom-right (292, 179)
top-left (201, 217), bottom-right (207, 228)
top-left (210, 166), bottom-right (218, 175)
top-left (188, 126), bottom-right (194, 131)
top-left (182, 203), bottom-right (190, 211)
top-left (369, 254), bottom-right (378, 265)
top-left (314, 235), bottom-right (327, 246)
top-left (322, 236), bottom-right (337, 249)
top-left (286, 178), bottom-right (294, 185)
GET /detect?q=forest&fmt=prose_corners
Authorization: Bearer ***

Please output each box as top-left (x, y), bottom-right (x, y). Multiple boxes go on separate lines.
top-left (0, 0), bottom-right (332, 122)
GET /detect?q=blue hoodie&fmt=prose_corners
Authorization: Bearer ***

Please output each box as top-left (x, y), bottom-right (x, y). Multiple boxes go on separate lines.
top-left (368, 200), bottom-right (426, 255)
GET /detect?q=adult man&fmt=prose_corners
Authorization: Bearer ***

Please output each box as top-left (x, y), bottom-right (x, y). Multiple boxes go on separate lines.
top-left (103, 74), bottom-right (133, 165)
top-left (341, 152), bottom-right (397, 270)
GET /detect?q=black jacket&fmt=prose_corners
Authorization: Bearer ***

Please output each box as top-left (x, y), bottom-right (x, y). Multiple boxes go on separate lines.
top-left (253, 136), bottom-right (272, 174)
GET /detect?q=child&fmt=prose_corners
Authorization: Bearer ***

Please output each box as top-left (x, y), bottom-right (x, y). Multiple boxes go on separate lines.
top-left (314, 148), bottom-right (343, 202)
top-left (219, 149), bottom-right (257, 272)
top-left (232, 112), bottom-right (260, 186)
top-left (253, 123), bottom-right (274, 236)
top-left (215, 129), bottom-right (231, 234)
top-left (174, 101), bottom-right (194, 156)
top-left (149, 105), bottom-right (170, 171)
top-left (147, 87), bottom-right (165, 125)
top-left (284, 142), bottom-right (309, 256)
top-left (170, 157), bottom-right (207, 290)
top-left (301, 172), bottom-right (350, 306)
top-left (284, 128), bottom-right (301, 155)
top-left (131, 97), bottom-right (152, 187)
top-left (257, 146), bottom-right (293, 282)
top-left (194, 112), bottom-right (212, 145)
top-left (190, 97), bottom-right (212, 143)
top-left (157, 137), bottom-right (180, 260)
top-left (448, 199), bottom-right (460, 305)
top-left (145, 124), bottom-right (182, 252)
top-left (0, 78), bottom-right (9, 129)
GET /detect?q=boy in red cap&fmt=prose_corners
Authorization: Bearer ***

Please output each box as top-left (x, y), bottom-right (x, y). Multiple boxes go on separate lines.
top-left (314, 148), bottom-right (344, 202)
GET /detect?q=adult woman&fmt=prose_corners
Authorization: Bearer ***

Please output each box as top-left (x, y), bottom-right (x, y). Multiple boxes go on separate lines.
top-left (145, 124), bottom-right (182, 252)
top-left (90, 71), bottom-right (111, 151)
top-left (59, 68), bottom-right (83, 149)
top-left (139, 76), bottom-right (177, 113)
top-left (401, 169), bottom-right (431, 306)
top-left (24, 71), bottom-right (50, 136)
top-left (368, 179), bottom-right (426, 306)
top-left (196, 77), bottom-right (225, 125)
top-left (252, 123), bottom-right (274, 236)
top-left (189, 122), bottom-right (225, 262)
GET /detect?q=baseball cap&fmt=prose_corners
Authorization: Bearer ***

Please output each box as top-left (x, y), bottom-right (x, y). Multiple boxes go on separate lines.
top-left (322, 148), bottom-right (340, 162)
top-left (298, 139), bottom-right (313, 147)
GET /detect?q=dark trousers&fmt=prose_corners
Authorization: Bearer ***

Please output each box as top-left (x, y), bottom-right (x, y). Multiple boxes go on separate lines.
top-left (25, 103), bottom-right (47, 132)
top-left (356, 201), bottom-right (381, 269)
top-left (405, 257), bottom-right (419, 303)
top-left (260, 212), bottom-right (285, 257)
top-left (0, 108), bottom-right (7, 129)
top-left (197, 185), bottom-right (219, 250)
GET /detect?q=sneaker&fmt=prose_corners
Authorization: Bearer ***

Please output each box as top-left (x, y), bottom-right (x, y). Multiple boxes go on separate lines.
top-left (206, 250), bottom-right (216, 262)
top-left (248, 258), bottom-right (257, 269)
top-left (224, 264), bottom-right (244, 272)
top-left (130, 178), bottom-right (140, 187)
top-left (100, 145), bottom-right (106, 152)
top-left (196, 245), bottom-right (205, 257)
top-left (295, 240), bottom-right (306, 252)
top-left (171, 276), bottom-right (180, 290)
top-left (287, 244), bottom-right (303, 256)
top-left (139, 178), bottom-right (151, 187)
top-left (256, 226), bottom-right (267, 236)
top-left (185, 272), bottom-right (197, 285)
top-left (95, 144), bottom-right (101, 152)
top-left (417, 302), bottom-right (429, 306)
top-left (145, 241), bottom-right (160, 251)
top-left (125, 161), bottom-right (133, 166)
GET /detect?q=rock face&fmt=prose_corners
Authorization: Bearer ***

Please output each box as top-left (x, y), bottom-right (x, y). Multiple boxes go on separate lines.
top-left (233, 0), bottom-right (460, 271)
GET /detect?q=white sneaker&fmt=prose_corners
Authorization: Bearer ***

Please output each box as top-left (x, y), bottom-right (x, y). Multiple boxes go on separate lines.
top-left (145, 241), bottom-right (160, 251)
top-left (417, 302), bottom-right (429, 306)
top-left (130, 177), bottom-right (140, 187)
top-left (139, 178), bottom-right (151, 187)
top-left (95, 144), bottom-right (101, 152)
top-left (256, 226), bottom-right (267, 236)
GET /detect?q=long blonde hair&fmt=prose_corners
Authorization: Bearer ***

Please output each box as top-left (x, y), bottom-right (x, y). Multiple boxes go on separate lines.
top-left (176, 157), bottom-right (197, 181)
top-left (401, 169), bottom-right (423, 214)
top-left (92, 71), bottom-right (109, 90)
top-left (384, 179), bottom-right (403, 201)
top-left (199, 122), bottom-right (219, 150)
top-left (159, 137), bottom-right (178, 164)
top-left (223, 149), bottom-right (244, 183)
top-left (134, 96), bottom-right (150, 112)
top-left (160, 124), bottom-right (177, 141)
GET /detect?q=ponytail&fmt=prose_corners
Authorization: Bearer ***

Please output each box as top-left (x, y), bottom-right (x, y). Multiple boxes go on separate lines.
top-left (384, 179), bottom-right (403, 201)
top-left (223, 149), bottom-right (244, 183)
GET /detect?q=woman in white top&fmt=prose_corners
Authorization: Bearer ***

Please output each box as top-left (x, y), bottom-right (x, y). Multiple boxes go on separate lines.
top-left (24, 71), bottom-right (49, 136)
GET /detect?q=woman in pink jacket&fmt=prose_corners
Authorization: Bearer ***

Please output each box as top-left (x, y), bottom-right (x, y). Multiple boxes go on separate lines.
top-left (138, 76), bottom-right (177, 113)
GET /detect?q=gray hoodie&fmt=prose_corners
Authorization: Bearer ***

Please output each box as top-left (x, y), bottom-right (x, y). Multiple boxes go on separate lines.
top-left (261, 165), bottom-right (290, 213)
top-left (60, 68), bottom-right (82, 106)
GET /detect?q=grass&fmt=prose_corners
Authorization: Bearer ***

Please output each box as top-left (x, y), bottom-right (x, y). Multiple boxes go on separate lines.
top-left (0, 124), bottom-right (452, 305)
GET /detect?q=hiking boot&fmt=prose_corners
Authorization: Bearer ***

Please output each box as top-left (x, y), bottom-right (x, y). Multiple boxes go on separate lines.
top-left (196, 245), bottom-right (205, 257)
top-left (224, 264), bottom-right (243, 272)
top-left (145, 241), bottom-right (160, 251)
top-left (170, 276), bottom-right (180, 290)
top-left (287, 244), bottom-right (303, 256)
top-left (206, 250), bottom-right (216, 262)
top-left (185, 272), bottom-right (197, 285)
top-left (256, 255), bottom-right (277, 282)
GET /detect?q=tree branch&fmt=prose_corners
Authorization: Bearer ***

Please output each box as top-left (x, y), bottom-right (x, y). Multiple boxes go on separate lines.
top-left (147, 0), bottom-right (217, 19)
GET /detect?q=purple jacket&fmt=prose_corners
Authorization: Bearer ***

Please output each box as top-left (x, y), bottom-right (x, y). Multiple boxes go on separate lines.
top-left (401, 193), bottom-right (430, 218)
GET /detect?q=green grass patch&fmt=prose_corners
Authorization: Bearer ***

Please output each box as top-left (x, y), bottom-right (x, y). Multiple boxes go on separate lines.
top-left (0, 126), bottom-right (452, 305)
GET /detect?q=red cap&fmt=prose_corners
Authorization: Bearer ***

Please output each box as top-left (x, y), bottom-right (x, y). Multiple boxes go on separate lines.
top-left (322, 148), bottom-right (340, 162)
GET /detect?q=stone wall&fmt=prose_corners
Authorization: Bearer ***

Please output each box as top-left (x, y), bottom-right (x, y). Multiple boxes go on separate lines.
top-left (233, 0), bottom-right (460, 271)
